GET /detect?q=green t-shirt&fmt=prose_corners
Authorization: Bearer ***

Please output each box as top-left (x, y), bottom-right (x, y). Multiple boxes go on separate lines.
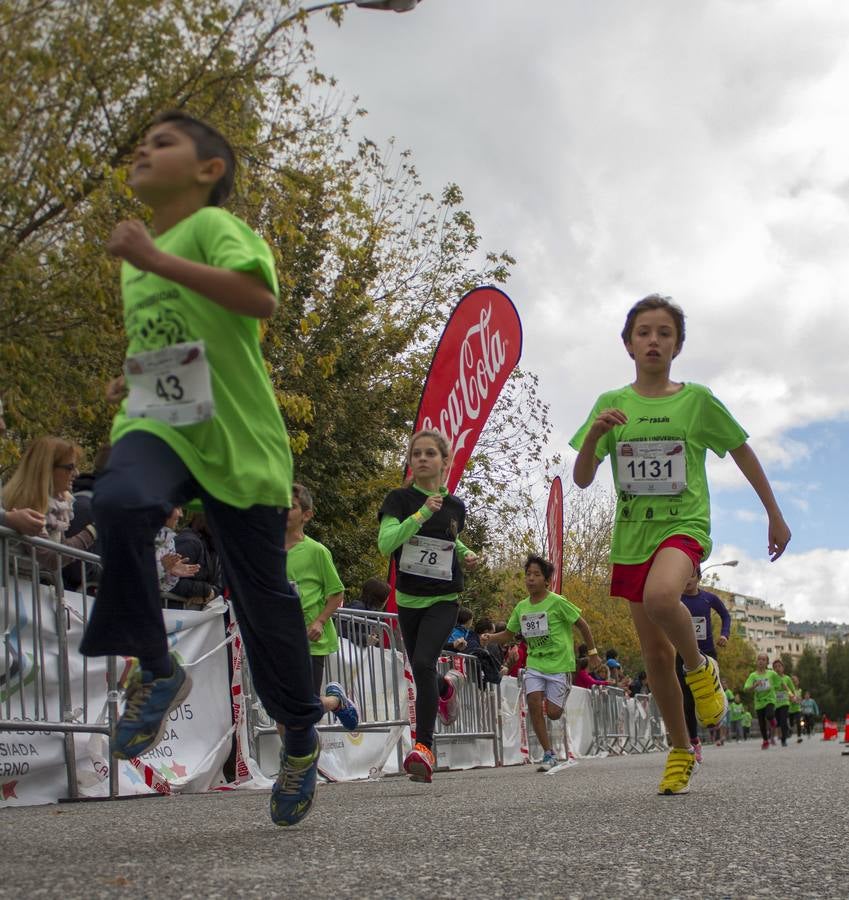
top-left (774, 673), bottom-right (795, 708)
top-left (741, 711), bottom-right (752, 728)
top-left (506, 592), bottom-right (581, 675)
top-left (111, 207), bottom-right (293, 508)
top-left (744, 668), bottom-right (782, 710)
top-left (729, 701), bottom-right (744, 721)
top-left (569, 383), bottom-right (747, 564)
top-left (286, 535), bottom-right (345, 657)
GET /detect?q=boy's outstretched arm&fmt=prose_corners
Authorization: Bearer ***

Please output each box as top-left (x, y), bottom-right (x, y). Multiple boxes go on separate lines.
top-left (729, 442), bottom-right (791, 561)
top-left (575, 617), bottom-right (601, 663)
top-left (108, 220), bottom-right (277, 318)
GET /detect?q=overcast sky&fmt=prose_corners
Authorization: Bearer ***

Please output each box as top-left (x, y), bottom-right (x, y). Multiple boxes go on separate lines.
top-left (309, 0), bottom-right (849, 623)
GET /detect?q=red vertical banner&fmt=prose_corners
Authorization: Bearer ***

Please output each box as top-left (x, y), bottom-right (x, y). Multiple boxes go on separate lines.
top-left (545, 476), bottom-right (564, 595)
top-left (387, 286), bottom-right (523, 612)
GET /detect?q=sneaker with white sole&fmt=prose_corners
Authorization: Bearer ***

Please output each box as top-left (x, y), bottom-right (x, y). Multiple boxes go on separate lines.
top-left (537, 750), bottom-right (557, 772)
top-left (325, 681), bottom-right (358, 731)
top-left (437, 669), bottom-right (464, 726)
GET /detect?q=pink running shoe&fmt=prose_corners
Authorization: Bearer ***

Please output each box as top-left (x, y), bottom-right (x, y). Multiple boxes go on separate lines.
top-left (437, 670), bottom-right (464, 725)
top-left (692, 739), bottom-right (703, 764)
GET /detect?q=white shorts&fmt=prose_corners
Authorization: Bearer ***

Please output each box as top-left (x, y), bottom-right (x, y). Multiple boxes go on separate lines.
top-left (523, 669), bottom-right (571, 710)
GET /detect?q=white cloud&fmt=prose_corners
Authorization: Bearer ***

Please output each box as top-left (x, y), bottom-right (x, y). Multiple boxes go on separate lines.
top-left (708, 542), bottom-right (849, 624)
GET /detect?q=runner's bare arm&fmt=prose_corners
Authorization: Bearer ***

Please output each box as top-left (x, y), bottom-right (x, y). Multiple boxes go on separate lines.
top-left (729, 443), bottom-right (791, 561)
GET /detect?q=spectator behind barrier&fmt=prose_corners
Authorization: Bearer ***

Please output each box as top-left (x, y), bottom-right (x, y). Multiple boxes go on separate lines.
top-left (0, 397), bottom-right (46, 537)
top-left (573, 655), bottom-right (610, 689)
top-left (64, 443), bottom-right (111, 591)
top-left (445, 606), bottom-right (474, 652)
top-left (340, 577), bottom-right (391, 646)
top-left (169, 513), bottom-right (223, 607)
top-left (2, 435), bottom-right (96, 571)
top-left (156, 506), bottom-right (200, 601)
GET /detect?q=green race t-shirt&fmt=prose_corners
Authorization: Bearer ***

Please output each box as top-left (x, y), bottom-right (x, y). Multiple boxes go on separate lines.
top-left (729, 701), bottom-right (744, 721)
top-left (506, 592), bottom-right (581, 675)
top-left (569, 383), bottom-right (747, 564)
top-left (743, 668), bottom-right (782, 710)
top-left (741, 711), bottom-right (752, 727)
top-left (287, 535), bottom-right (345, 657)
top-left (111, 207), bottom-right (292, 508)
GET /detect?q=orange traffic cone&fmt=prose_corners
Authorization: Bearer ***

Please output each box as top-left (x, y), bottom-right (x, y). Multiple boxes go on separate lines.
top-left (842, 714), bottom-right (849, 744)
top-left (823, 717), bottom-right (838, 741)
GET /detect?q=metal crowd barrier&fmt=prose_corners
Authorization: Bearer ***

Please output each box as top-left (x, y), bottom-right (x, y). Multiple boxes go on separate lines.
top-left (243, 607), bottom-right (411, 774)
top-left (587, 685), bottom-right (667, 756)
top-left (434, 652), bottom-right (502, 767)
top-left (0, 526), bottom-right (119, 799)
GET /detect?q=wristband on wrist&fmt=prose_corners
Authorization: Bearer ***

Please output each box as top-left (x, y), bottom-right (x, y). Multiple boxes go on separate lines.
top-left (588, 648), bottom-right (598, 656)
top-left (412, 511), bottom-right (424, 525)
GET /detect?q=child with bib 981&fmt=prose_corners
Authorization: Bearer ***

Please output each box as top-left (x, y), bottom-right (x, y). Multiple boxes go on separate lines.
top-left (570, 294), bottom-right (791, 795)
top-left (483, 554), bottom-right (600, 771)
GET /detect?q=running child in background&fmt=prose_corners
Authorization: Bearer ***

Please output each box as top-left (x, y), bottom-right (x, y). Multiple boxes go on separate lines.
top-left (675, 566), bottom-right (731, 763)
top-left (483, 554), bottom-right (600, 771)
top-left (570, 294), bottom-right (791, 795)
top-left (741, 708), bottom-right (752, 740)
top-left (378, 429), bottom-right (478, 783)
top-left (744, 654), bottom-right (783, 749)
top-left (285, 483), bottom-right (358, 727)
top-left (78, 111), bottom-right (329, 827)
top-left (729, 693), bottom-right (745, 742)
top-left (789, 675), bottom-right (803, 743)
top-left (771, 658), bottom-right (795, 748)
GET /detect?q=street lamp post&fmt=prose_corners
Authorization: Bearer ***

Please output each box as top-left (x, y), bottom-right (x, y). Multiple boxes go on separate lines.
top-left (700, 559), bottom-right (739, 579)
top-left (290, 0), bottom-right (422, 17)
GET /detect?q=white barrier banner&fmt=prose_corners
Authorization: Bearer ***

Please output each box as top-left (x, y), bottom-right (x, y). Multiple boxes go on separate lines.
top-left (0, 582), bottom-right (232, 806)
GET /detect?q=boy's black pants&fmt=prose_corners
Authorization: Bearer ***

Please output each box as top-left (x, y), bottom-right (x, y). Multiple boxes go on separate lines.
top-left (79, 431), bottom-right (323, 730)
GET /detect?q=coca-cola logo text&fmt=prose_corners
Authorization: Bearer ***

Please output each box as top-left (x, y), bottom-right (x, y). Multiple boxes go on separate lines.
top-left (421, 304), bottom-right (510, 456)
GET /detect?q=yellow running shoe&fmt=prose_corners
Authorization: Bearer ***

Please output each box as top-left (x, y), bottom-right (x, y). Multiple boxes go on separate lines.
top-left (658, 747), bottom-right (697, 795)
top-left (684, 654), bottom-right (727, 728)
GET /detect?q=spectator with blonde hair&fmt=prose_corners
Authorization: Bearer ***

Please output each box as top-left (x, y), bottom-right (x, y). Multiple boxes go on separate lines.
top-left (2, 435), bottom-right (96, 568)
top-left (0, 396), bottom-right (46, 536)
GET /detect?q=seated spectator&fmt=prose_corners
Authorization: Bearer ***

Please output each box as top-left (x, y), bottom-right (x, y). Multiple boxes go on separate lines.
top-left (2, 436), bottom-right (96, 572)
top-left (156, 506), bottom-right (200, 600)
top-left (573, 655), bottom-right (610, 689)
top-left (168, 513), bottom-right (223, 608)
top-left (592, 662), bottom-right (612, 682)
top-left (0, 398), bottom-right (46, 537)
top-left (340, 577), bottom-right (391, 646)
top-left (445, 606), bottom-right (474, 652)
top-left (64, 443), bottom-right (111, 591)
top-left (473, 617), bottom-right (497, 658)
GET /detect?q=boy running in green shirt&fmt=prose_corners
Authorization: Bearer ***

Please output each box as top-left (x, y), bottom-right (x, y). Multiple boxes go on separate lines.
top-left (483, 555), bottom-right (600, 771)
top-left (78, 111), bottom-right (331, 827)
top-left (571, 295), bottom-right (791, 794)
top-left (285, 483), bottom-right (358, 729)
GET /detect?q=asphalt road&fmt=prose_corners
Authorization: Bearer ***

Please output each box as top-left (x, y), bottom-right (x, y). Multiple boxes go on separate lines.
top-left (1, 737), bottom-right (846, 899)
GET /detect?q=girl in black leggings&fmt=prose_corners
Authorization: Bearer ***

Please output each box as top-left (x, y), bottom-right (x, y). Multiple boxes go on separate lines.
top-left (378, 429), bottom-right (479, 783)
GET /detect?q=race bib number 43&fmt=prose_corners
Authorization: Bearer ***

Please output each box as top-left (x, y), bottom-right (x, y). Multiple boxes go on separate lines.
top-left (125, 341), bottom-right (215, 426)
top-left (399, 535), bottom-right (455, 581)
top-left (616, 440), bottom-right (686, 495)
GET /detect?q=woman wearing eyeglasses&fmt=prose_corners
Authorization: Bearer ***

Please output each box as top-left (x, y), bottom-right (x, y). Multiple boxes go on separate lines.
top-left (2, 436), bottom-right (97, 570)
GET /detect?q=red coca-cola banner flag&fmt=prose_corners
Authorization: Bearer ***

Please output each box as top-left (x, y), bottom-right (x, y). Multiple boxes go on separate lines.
top-left (387, 286), bottom-right (523, 620)
top-left (412, 286), bottom-right (523, 491)
top-left (545, 476), bottom-right (564, 595)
